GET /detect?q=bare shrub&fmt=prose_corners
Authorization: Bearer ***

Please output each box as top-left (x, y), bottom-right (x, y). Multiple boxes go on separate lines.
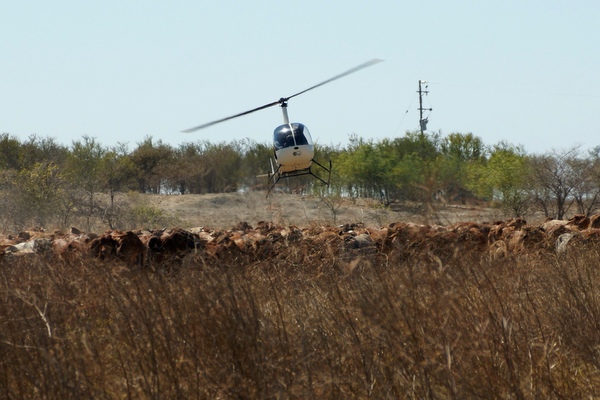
top-left (318, 192), bottom-right (345, 225)
top-left (117, 192), bottom-right (181, 230)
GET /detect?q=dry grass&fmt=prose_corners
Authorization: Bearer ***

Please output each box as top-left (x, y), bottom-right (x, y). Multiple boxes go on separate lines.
top-left (2, 241), bottom-right (600, 398)
top-left (147, 191), bottom-right (508, 229)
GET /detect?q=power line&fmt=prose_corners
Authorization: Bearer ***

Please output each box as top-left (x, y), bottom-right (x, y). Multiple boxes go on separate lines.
top-left (392, 92), bottom-right (417, 136)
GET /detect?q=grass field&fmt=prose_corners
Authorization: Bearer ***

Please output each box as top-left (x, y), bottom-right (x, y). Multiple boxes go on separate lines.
top-left (146, 191), bottom-right (508, 229)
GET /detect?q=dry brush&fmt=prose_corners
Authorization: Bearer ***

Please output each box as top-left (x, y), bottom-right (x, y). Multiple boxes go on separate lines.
top-left (1, 217), bottom-right (600, 398)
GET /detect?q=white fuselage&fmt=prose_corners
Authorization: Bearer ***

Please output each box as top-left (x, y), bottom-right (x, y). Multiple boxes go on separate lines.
top-left (275, 144), bottom-right (314, 173)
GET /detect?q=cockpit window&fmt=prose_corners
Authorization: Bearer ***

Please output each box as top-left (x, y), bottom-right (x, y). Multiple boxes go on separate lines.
top-left (273, 126), bottom-right (293, 149)
top-left (273, 123), bottom-right (313, 149)
top-left (294, 125), bottom-right (309, 145)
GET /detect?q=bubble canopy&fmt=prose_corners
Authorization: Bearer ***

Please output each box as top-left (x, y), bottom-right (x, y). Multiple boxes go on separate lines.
top-left (273, 123), bottom-right (313, 150)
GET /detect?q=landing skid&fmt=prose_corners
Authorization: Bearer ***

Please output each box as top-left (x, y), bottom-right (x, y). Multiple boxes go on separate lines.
top-left (266, 159), bottom-right (332, 195)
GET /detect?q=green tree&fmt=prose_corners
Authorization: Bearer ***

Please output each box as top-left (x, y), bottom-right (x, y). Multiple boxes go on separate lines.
top-left (99, 144), bottom-right (137, 228)
top-left (439, 132), bottom-right (486, 161)
top-left (240, 139), bottom-right (277, 191)
top-left (129, 137), bottom-right (176, 193)
top-left (65, 136), bottom-right (107, 231)
top-left (19, 134), bottom-right (68, 170)
top-left (337, 132), bottom-right (441, 205)
top-left (0, 133), bottom-right (22, 170)
top-left (387, 131), bottom-right (442, 203)
top-left (437, 132), bottom-right (487, 203)
top-left (467, 142), bottom-right (530, 217)
top-left (163, 142), bottom-right (207, 194)
top-left (337, 136), bottom-right (389, 201)
top-left (15, 162), bottom-right (66, 228)
top-left (398, 130), bottom-right (441, 161)
top-left (200, 141), bottom-right (243, 193)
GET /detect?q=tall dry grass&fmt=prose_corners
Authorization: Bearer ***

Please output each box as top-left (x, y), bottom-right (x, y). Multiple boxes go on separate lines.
top-left (1, 245), bottom-right (600, 398)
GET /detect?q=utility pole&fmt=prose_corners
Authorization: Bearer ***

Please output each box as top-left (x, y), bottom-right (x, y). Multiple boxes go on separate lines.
top-left (418, 80), bottom-right (432, 136)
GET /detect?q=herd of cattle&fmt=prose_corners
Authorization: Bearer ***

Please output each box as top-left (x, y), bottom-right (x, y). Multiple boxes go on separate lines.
top-left (1, 214), bottom-right (600, 268)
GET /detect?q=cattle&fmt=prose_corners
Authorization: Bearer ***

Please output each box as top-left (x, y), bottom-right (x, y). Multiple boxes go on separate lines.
top-left (540, 218), bottom-right (571, 236)
top-left (0, 236), bottom-right (17, 256)
top-left (255, 221), bottom-right (279, 235)
top-left (0, 237), bottom-right (53, 264)
top-left (488, 239), bottom-right (508, 260)
top-left (205, 231), bottom-right (244, 259)
top-left (152, 228), bottom-right (200, 253)
top-left (488, 218), bottom-right (526, 244)
top-left (51, 230), bottom-right (96, 264)
top-left (4, 238), bottom-right (52, 255)
top-left (366, 227), bottom-right (390, 252)
top-left (90, 231), bottom-right (146, 268)
top-left (555, 228), bottom-right (600, 253)
top-left (590, 214), bottom-right (600, 229)
top-left (343, 231), bottom-right (374, 250)
top-left (5, 213), bottom-right (600, 269)
top-left (556, 232), bottom-right (574, 254)
top-left (450, 222), bottom-right (489, 249)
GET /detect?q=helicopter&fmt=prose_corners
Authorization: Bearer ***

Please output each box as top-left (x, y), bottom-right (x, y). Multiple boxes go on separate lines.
top-left (183, 58), bottom-right (383, 194)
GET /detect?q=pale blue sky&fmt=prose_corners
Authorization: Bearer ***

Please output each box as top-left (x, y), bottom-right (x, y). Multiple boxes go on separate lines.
top-left (1, 1), bottom-right (599, 154)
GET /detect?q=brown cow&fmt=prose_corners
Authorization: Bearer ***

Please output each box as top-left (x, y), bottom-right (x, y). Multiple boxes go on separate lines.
top-left (90, 230), bottom-right (146, 268)
top-left (589, 214), bottom-right (600, 229)
top-left (52, 232), bottom-right (94, 264)
top-left (205, 231), bottom-right (243, 259)
top-left (567, 214), bottom-right (591, 230)
top-left (540, 218), bottom-right (570, 235)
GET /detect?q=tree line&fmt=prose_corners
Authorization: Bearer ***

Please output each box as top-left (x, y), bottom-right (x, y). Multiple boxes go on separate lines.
top-left (1, 131), bottom-right (599, 231)
top-left (334, 132), bottom-right (600, 221)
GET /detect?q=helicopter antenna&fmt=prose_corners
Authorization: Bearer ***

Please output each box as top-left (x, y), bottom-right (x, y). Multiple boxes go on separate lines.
top-left (418, 80), bottom-right (432, 135)
top-left (182, 59), bottom-right (383, 133)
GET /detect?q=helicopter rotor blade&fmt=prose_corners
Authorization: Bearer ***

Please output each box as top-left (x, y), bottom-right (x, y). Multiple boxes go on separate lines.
top-left (285, 58), bottom-right (384, 101)
top-left (182, 99), bottom-right (281, 133)
top-left (182, 58), bottom-right (383, 133)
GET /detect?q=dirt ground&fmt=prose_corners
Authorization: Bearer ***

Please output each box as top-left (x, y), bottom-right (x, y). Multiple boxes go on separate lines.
top-left (145, 191), bottom-right (515, 230)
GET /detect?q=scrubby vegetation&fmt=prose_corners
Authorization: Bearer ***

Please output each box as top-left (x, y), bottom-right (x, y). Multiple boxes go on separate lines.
top-left (2, 239), bottom-right (600, 398)
top-left (2, 131), bottom-right (600, 232)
